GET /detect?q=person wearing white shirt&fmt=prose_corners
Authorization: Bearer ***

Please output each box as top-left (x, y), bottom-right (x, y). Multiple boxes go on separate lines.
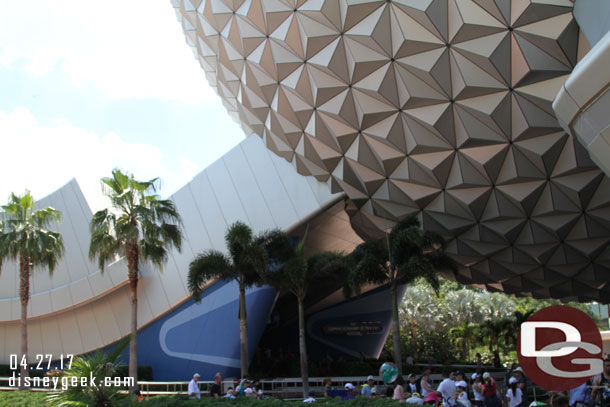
top-left (438, 370), bottom-right (457, 407)
top-left (472, 374), bottom-right (485, 407)
top-left (506, 377), bottom-right (523, 407)
top-left (188, 373), bottom-right (201, 399)
top-left (456, 381), bottom-right (471, 407)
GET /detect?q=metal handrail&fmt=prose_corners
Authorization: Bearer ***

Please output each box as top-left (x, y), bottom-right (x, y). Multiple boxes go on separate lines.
top-left (0, 371), bottom-right (512, 397)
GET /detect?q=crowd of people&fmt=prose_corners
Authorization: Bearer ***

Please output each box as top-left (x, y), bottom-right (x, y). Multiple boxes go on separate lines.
top-left (184, 357), bottom-right (610, 406)
top-left (374, 367), bottom-right (528, 407)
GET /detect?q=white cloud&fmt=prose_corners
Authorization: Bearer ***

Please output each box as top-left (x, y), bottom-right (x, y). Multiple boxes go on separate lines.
top-left (0, 0), bottom-right (216, 104)
top-left (0, 107), bottom-right (201, 204)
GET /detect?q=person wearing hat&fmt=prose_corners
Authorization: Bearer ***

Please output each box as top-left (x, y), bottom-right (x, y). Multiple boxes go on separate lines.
top-left (361, 376), bottom-right (376, 397)
top-left (481, 372), bottom-right (500, 407)
top-left (342, 383), bottom-right (357, 401)
top-left (513, 367), bottom-right (528, 405)
top-left (209, 372), bottom-right (223, 398)
top-left (456, 381), bottom-right (471, 407)
top-left (239, 379), bottom-right (252, 397)
top-left (472, 374), bottom-right (485, 407)
top-left (188, 373), bottom-right (201, 399)
top-left (506, 377), bottom-right (523, 407)
top-left (407, 373), bottom-right (421, 394)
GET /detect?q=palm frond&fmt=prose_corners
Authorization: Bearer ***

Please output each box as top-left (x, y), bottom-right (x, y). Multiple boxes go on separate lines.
top-left (0, 191), bottom-right (64, 275)
top-left (188, 250), bottom-right (233, 301)
top-left (225, 221), bottom-right (253, 261)
top-left (349, 239), bottom-right (389, 292)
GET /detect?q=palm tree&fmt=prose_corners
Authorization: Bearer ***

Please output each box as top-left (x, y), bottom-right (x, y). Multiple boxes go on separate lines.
top-left (505, 310), bottom-right (534, 347)
top-left (89, 169), bottom-right (182, 389)
top-left (188, 221), bottom-right (283, 378)
top-left (0, 191), bottom-right (64, 388)
top-left (349, 216), bottom-right (457, 375)
top-left (449, 321), bottom-right (477, 361)
top-left (260, 228), bottom-right (349, 397)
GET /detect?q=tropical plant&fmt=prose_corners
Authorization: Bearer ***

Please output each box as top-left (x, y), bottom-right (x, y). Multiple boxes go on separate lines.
top-left (89, 169), bottom-right (183, 389)
top-left (260, 228), bottom-right (349, 397)
top-left (188, 221), bottom-right (283, 378)
top-left (449, 321), bottom-right (478, 360)
top-left (0, 191), bottom-right (64, 388)
top-left (349, 216), bottom-right (457, 375)
top-left (399, 284), bottom-right (441, 357)
top-left (46, 338), bottom-right (130, 407)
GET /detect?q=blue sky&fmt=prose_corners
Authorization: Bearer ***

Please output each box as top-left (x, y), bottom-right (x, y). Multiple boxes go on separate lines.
top-left (0, 0), bottom-right (246, 201)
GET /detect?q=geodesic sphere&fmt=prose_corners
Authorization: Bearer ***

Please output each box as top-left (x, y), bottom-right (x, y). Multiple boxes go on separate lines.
top-left (173, 0), bottom-right (610, 302)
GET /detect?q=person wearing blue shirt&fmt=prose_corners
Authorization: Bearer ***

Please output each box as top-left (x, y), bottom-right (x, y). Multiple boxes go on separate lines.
top-left (361, 376), bottom-right (375, 398)
top-left (341, 383), bottom-right (356, 400)
top-left (569, 381), bottom-right (589, 407)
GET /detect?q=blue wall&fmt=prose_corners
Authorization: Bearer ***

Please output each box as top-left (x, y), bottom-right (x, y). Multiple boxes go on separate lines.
top-left (120, 280), bottom-right (277, 381)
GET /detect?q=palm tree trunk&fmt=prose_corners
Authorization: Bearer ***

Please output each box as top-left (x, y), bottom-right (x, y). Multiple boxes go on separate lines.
top-left (19, 254), bottom-right (30, 390)
top-left (297, 295), bottom-right (309, 398)
top-left (391, 281), bottom-right (403, 376)
top-left (239, 282), bottom-right (249, 378)
top-left (127, 244), bottom-right (139, 391)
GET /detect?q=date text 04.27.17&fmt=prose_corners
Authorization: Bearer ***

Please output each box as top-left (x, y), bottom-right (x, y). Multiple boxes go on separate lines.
top-left (10, 354), bottom-right (74, 371)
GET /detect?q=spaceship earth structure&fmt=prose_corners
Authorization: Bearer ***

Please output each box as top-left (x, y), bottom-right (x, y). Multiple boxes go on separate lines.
top-left (173, 0), bottom-right (610, 302)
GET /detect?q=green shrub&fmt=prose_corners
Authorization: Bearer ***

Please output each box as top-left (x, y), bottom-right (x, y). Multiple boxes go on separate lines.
top-left (0, 391), bottom-right (48, 407)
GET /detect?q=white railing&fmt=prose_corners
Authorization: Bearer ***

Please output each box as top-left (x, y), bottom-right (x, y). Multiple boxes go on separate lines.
top-left (0, 371), bottom-right (510, 398)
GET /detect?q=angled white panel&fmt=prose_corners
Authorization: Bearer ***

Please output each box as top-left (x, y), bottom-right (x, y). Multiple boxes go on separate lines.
top-left (87, 271), bottom-right (114, 297)
top-left (38, 316), bottom-right (64, 356)
top-left (0, 300), bottom-right (10, 321)
top-left (189, 173), bottom-right (229, 251)
top-left (0, 263), bottom-right (17, 298)
top-left (156, 258), bottom-right (188, 307)
top-left (50, 288), bottom-right (73, 313)
top-left (56, 312), bottom-right (85, 356)
top-left (90, 297), bottom-right (121, 346)
top-left (74, 305), bottom-right (103, 351)
top-left (10, 299), bottom-right (19, 320)
top-left (27, 322), bottom-right (44, 362)
top-left (106, 288), bottom-right (131, 334)
top-left (206, 157), bottom-right (250, 226)
top-left (69, 277), bottom-right (95, 305)
top-left (269, 152), bottom-right (324, 220)
top-left (137, 265), bottom-right (170, 318)
top-left (4, 323), bottom-right (19, 358)
top-left (240, 136), bottom-right (301, 228)
top-left (29, 293), bottom-right (52, 318)
top-left (106, 260), bottom-right (128, 287)
top-left (224, 145), bottom-right (277, 232)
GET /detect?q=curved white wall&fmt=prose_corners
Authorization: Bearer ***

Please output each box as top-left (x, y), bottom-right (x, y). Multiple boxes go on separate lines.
top-left (0, 134), bottom-right (345, 363)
